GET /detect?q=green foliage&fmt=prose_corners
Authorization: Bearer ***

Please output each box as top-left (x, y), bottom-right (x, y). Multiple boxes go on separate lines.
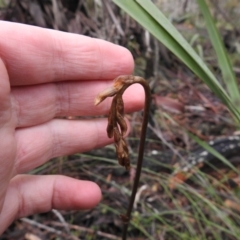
top-left (112, 0), bottom-right (240, 239)
top-left (197, 0), bottom-right (240, 107)
top-left (112, 0), bottom-right (240, 122)
top-left (0, 0), bottom-right (6, 8)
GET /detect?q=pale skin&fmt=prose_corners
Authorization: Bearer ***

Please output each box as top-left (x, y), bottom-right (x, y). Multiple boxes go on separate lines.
top-left (0, 21), bottom-right (144, 234)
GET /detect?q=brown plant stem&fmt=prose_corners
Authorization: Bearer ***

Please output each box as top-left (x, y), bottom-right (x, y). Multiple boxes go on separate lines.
top-left (95, 75), bottom-right (151, 240)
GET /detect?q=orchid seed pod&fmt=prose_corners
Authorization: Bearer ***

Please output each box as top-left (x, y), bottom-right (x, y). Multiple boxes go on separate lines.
top-left (95, 75), bottom-right (151, 240)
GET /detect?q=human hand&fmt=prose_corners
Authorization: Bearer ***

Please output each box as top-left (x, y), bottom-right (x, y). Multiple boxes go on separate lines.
top-left (0, 21), bottom-right (144, 234)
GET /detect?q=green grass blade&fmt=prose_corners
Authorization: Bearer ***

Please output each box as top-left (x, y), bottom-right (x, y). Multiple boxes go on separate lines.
top-left (189, 133), bottom-right (239, 174)
top-left (197, 0), bottom-right (240, 105)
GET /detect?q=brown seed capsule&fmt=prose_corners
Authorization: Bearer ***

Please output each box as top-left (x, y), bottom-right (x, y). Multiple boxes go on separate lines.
top-left (116, 95), bottom-right (124, 115)
top-left (115, 138), bottom-right (130, 170)
top-left (116, 112), bottom-right (127, 136)
top-left (113, 127), bottom-right (121, 143)
top-left (107, 113), bottom-right (114, 138)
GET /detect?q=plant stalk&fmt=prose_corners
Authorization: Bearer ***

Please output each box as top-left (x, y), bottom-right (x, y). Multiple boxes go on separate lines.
top-left (117, 77), bottom-right (151, 240)
top-left (95, 75), bottom-right (151, 240)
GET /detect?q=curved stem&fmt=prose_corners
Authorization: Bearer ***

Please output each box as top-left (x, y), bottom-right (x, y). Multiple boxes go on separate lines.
top-left (95, 75), bottom-right (151, 240)
top-left (119, 78), bottom-right (151, 240)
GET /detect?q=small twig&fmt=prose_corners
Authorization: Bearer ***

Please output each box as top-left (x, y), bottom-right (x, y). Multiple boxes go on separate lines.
top-left (51, 209), bottom-right (70, 233)
top-left (50, 221), bottom-right (120, 240)
top-left (103, 0), bottom-right (124, 36)
top-left (95, 75), bottom-right (151, 240)
top-left (21, 217), bottom-right (62, 235)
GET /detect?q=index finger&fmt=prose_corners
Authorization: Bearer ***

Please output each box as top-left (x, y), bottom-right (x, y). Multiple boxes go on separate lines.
top-left (0, 21), bottom-right (134, 86)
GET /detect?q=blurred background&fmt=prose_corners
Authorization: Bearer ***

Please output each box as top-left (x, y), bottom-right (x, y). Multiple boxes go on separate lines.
top-left (1, 0), bottom-right (240, 239)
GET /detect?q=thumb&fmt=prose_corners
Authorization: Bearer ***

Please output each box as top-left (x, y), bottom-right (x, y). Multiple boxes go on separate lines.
top-left (0, 174), bottom-right (102, 234)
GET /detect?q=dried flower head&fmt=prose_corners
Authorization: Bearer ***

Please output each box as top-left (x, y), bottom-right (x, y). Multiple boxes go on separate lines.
top-left (94, 75), bottom-right (134, 106)
top-left (94, 75), bottom-right (133, 170)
